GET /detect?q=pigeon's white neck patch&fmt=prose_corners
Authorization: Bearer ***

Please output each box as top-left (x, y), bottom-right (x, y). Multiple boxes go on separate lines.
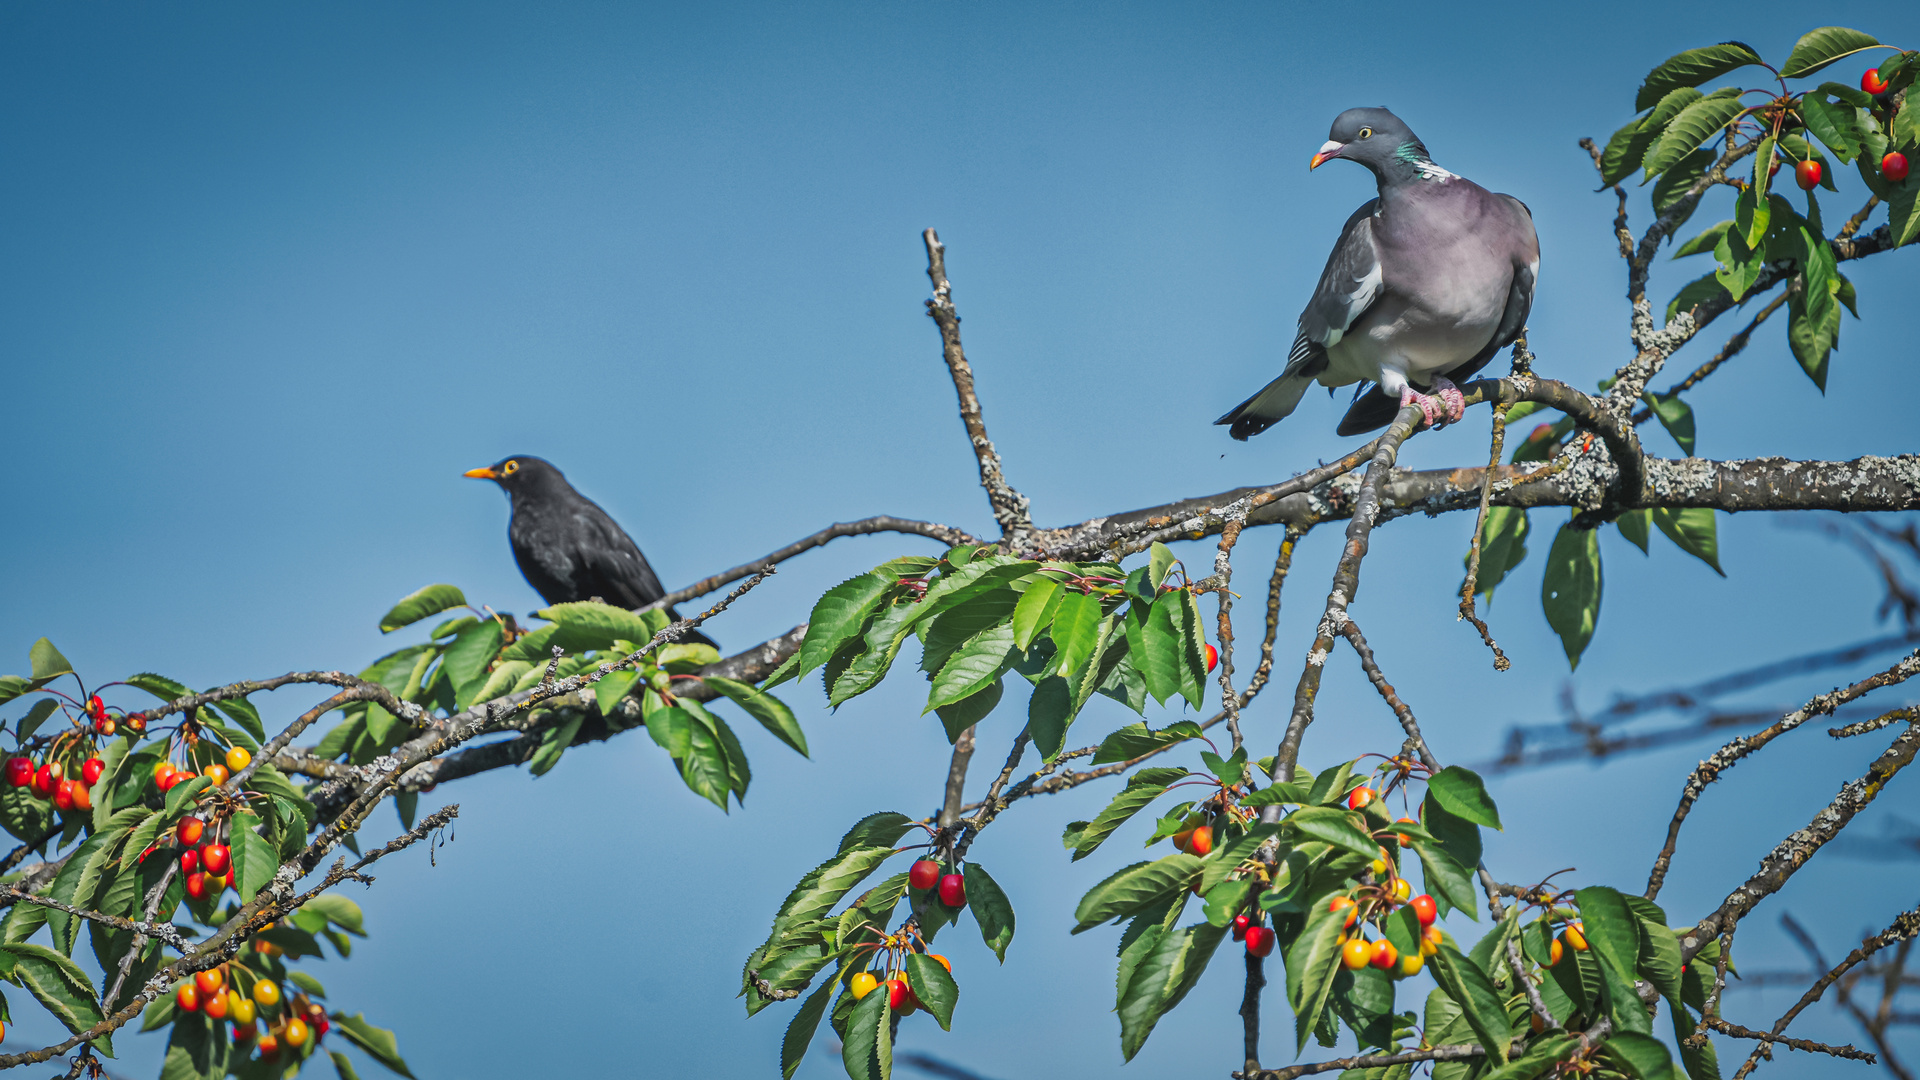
top-left (1414, 161), bottom-right (1457, 182)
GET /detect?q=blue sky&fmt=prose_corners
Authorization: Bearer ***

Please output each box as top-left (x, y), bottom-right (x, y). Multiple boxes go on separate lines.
top-left (2, 2), bottom-right (1917, 1077)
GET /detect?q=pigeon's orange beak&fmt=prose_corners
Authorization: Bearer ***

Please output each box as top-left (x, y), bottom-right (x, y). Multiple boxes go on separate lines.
top-left (1310, 140), bottom-right (1344, 170)
top-left (463, 466), bottom-right (498, 480)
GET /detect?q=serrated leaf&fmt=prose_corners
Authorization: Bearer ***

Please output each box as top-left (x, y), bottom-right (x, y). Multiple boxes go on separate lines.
top-left (926, 624), bottom-right (1015, 713)
top-left (1644, 89), bottom-right (1745, 179)
top-left (377, 585), bottom-right (467, 633)
top-left (770, 846), bottom-right (896, 943)
top-left (531, 601), bottom-right (665, 654)
top-left (1049, 590), bottom-right (1105, 676)
top-left (1073, 854), bottom-right (1202, 932)
top-left (842, 987), bottom-right (891, 1080)
top-left (706, 676), bottom-right (807, 757)
top-left (329, 1012), bottom-right (415, 1078)
top-left (442, 619), bottom-right (504, 709)
top-left (1428, 944), bottom-right (1509, 1064)
top-left (1801, 95), bottom-right (1862, 162)
top-left (1541, 522), bottom-right (1602, 671)
top-left (1091, 720), bottom-right (1203, 765)
top-left (1668, 270), bottom-right (1733, 322)
top-left (1780, 27), bottom-right (1879, 80)
top-left (1413, 841), bottom-right (1478, 920)
top-left (1600, 1031), bottom-right (1676, 1079)
top-left (1284, 898), bottom-right (1348, 1053)
top-left (1010, 576), bottom-right (1063, 651)
top-left (4, 941), bottom-right (106, 1046)
top-left (1425, 767), bottom-right (1502, 830)
top-left (231, 814), bottom-right (278, 903)
top-left (964, 861), bottom-right (1015, 962)
top-left (1119, 920), bottom-right (1228, 1060)
top-left (1672, 221), bottom-right (1732, 259)
top-left (781, 981), bottom-right (835, 1080)
top-left (1636, 42), bottom-right (1764, 111)
top-left (905, 953), bottom-right (958, 1030)
top-left (1652, 147), bottom-right (1714, 231)
top-left (1284, 806), bottom-right (1378, 858)
top-left (1063, 767), bottom-right (1189, 861)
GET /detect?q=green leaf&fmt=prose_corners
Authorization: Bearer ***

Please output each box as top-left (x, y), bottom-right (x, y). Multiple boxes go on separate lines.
top-left (1465, 505), bottom-right (1529, 603)
top-left (162, 775), bottom-right (212, 822)
top-left (532, 601), bottom-right (666, 654)
top-left (1788, 287), bottom-right (1842, 388)
top-left (4, 942), bottom-right (106, 1044)
top-left (1092, 720), bottom-right (1203, 765)
top-left (905, 953), bottom-right (958, 1030)
top-left (1428, 944), bottom-right (1509, 1064)
top-left (842, 988), bottom-right (891, 1080)
top-left (964, 861), bottom-right (1015, 962)
top-left (770, 846), bottom-right (896, 941)
top-left (329, 1012), bottom-right (416, 1078)
top-left (1667, 271), bottom-right (1732, 323)
top-left (1574, 887), bottom-right (1642, 985)
top-left (1063, 767), bottom-right (1189, 861)
top-left (1618, 510), bottom-right (1651, 553)
top-left (1635, 42), bottom-right (1764, 110)
top-left (1644, 89), bottom-right (1745, 179)
top-left (302, 893), bottom-right (367, 935)
top-left (1413, 842), bottom-right (1478, 920)
top-left (1651, 147), bottom-right (1714, 232)
top-left (835, 812), bottom-right (914, 854)
top-left (1672, 221), bottom-right (1732, 259)
top-left (1148, 543), bottom-right (1177, 587)
top-left (1026, 676), bottom-right (1074, 761)
top-left (1600, 1032), bottom-right (1676, 1080)
top-left (1801, 95), bottom-right (1862, 162)
top-left (796, 571), bottom-right (900, 677)
top-left (1284, 806), bottom-right (1378, 859)
top-left (1284, 898), bottom-right (1348, 1052)
top-left (1599, 116), bottom-right (1660, 187)
top-left (1780, 27), bottom-right (1880, 80)
top-left (1425, 767), bottom-right (1502, 830)
top-left (934, 677), bottom-right (1002, 743)
top-left (1651, 508), bottom-right (1724, 576)
top-left (1133, 593), bottom-right (1188, 707)
top-left (27, 638), bottom-right (74, 687)
top-left (232, 814), bottom-right (279, 903)
top-left (1541, 523), bottom-right (1602, 670)
top-left (781, 982), bottom-right (835, 1080)
top-left (705, 676), bottom-right (807, 757)
top-left (1733, 177), bottom-right (1771, 252)
top-left (1643, 392), bottom-right (1696, 456)
top-left (592, 669), bottom-right (640, 719)
top-left (330, 1051), bottom-right (364, 1080)
top-left (442, 620), bottom-right (504, 709)
top-left (377, 585), bottom-right (467, 633)
top-left (1010, 577), bottom-right (1063, 651)
top-left (1073, 854), bottom-right (1203, 932)
top-left (1118, 920), bottom-right (1228, 1060)
top-left (1049, 590), bottom-right (1105, 676)
top-left (926, 624), bottom-right (1015, 713)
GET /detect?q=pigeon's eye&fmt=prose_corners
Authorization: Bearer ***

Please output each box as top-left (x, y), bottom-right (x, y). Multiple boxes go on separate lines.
top-left (1357, 127), bottom-right (1373, 140)
top-left (502, 460), bottom-right (520, 475)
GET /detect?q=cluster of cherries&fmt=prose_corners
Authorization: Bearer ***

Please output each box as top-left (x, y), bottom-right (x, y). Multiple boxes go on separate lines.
top-left (4, 752), bottom-right (106, 811)
top-left (174, 953), bottom-right (330, 1059)
top-left (848, 953), bottom-right (951, 1016)
top-left (128, 745), bottom-right (256, 900)
top-left (908, 858), bottom-right (967, 909)
top-left (1765, 68), bottom-right (1911, 191)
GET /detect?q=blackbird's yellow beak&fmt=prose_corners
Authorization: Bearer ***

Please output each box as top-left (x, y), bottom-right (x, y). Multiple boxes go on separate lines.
top-left (1310, 140), bottom-right (1344, 170)
top-left (463, 467), bottom-right (498, 480)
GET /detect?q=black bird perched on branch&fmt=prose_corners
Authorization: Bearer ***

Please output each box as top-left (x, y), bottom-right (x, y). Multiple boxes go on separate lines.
top-left (1216, 107), bottom-right (1539, 438)
top-left (463, 455), bottom-right (715, 647)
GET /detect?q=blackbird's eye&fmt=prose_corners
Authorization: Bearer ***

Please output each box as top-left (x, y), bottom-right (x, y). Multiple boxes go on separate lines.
top-left (1357, 127), bottom-right (1373, 140)
top-left (502, 460), bottom-right (520, 475)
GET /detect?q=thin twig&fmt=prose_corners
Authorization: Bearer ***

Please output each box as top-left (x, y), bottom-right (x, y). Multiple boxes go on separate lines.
top-left (1704, 1017), bottom-right (1876, 1064)
top-left (1729, 907), bottom-right (1920, 1079)
top-left (637, 516), bottom-right (981, 614)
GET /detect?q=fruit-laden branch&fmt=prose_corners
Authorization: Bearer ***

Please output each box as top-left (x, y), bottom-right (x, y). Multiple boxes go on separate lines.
top-left (922, 228), bottom-right (1033, 546)
top-left (1726, 906), bottom-right (1920, 1080)
top-left (1646, 647), bottom-right (1920, 900)
top-left (1683, 719), bottom-right (1920, 959)
top-left (0, 805), bottom-right (458, 1070)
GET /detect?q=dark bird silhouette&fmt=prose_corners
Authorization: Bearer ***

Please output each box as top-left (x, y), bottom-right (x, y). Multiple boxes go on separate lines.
top-left (463, 456), bottom-right (716, 648)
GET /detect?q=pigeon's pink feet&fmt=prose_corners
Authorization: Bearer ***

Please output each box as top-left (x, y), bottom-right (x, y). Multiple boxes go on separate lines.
top-left (1397, 378), bottom-right (1467, 430)
top-left (1431, 376), bottom-right (1467, 426)
top-left (1398, 386), bottom-right (1444, 429)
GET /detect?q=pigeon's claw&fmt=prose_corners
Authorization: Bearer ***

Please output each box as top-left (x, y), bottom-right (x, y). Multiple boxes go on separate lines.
top-left (1431, 377), bottom-right (1467, 426)
top-left (1398, 386), bottom-right (1444, 429)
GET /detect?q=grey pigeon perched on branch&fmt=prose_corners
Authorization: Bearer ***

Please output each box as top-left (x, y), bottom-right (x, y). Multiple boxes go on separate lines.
top-left (1216, 107), bottom-right (1539, 438)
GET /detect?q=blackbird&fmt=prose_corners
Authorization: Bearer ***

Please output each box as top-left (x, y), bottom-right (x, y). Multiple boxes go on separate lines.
top-left (464, 456), bottom-right (716, 648)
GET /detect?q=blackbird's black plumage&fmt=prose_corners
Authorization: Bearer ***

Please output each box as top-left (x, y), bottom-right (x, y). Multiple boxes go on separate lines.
top-left (464, 456), bottom-right (716, 648)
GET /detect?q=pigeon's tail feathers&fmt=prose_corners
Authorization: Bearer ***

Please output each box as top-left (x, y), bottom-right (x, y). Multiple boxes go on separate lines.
top-left (1215, 372), bottom-right (1315, 441)
top-left (1336, 385), bottom-right (1404, 437)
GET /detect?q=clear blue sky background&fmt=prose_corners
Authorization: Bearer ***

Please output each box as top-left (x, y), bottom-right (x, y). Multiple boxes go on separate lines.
top-left (2, 3), bottom-right (1917, 1077)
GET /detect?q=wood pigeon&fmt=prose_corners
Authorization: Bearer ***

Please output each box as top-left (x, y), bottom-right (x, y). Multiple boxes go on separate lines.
top-left (464, 456), bottom-right (717, 647)
top-left (1216, 107), bottom-right (1538, 438)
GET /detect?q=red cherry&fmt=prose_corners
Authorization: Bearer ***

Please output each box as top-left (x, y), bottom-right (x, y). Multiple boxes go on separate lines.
top-left (1188, 825), bottom-right (1214, 857)
top-left (1204, 644), bottom-right (1219, 673)
top-left (1794, 159), bottom-right (1822, 191)
top-left (203, 989), bottom-right (229, 1020)
top-left (885, 978), bottom-right (915, 1014)
top-left (195, 969), bottom-right (224, 996)
top-left (200, 844), bottom-right (231, 877)
top-left (1863, 68), bottom-right (1890, 95)
top-left (1232, 914), bottom-right (1251, 941)
top-left (908, 859), bottom-right (942, 892)
top-left (1347, 786), bottom-right (1377, 811)
top-left (315, 1014), bottom-right (331, 1038)
top-left (177, 985), bottom-right (200, 1012)
top-left (31, 765), bottom-right (55, 799)
top-left (1370, 938), bottom-right (1400, 970)
top-left (53, 779), bottom-right (75, 811)
top-left (154, 765), bottom-right (179, 792)
top-left (1885, 152), bottom-right (1910, 183)
top-left (185, 871), bottom-right (209, 900)
top-left (178, 817), bottom-right (205, 847)
top-left (4, 758), bottom-right (32, 787)
top-left (93, 717), bottom-right (115, 736)
top-left (180, 850), bottom-right (201, 876)
top-left (87, 696), bottom-right (104, 719)
top-left (1411, 894), bottom-right (1438, 927)
top-left (80, 758), bottom-right (105, 787)
top-left (937, 873), bottom-right (967, 908)
top-left (69, 781), bottom-right (91, 812)
top-left (1244, 926), bottom-right (1275, 957)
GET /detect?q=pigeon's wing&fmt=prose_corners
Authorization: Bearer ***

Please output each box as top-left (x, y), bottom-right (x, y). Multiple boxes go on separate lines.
top-left (1214, 201), bottom-right (1382, 439)
top-left (1287, 199), bottom-right (1384, 374)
